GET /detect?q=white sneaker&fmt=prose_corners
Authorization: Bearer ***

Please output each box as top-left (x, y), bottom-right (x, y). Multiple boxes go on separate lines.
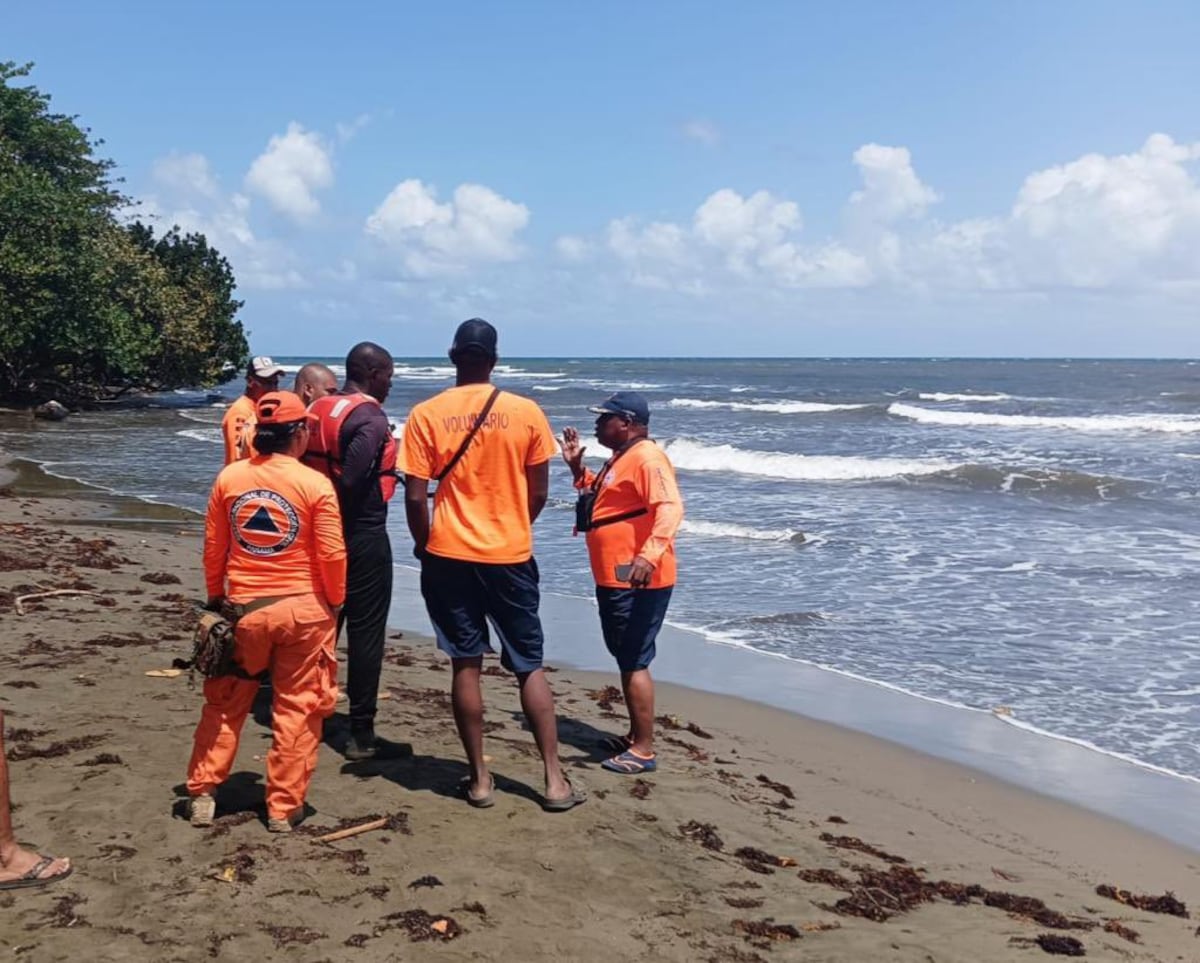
top-left (190, 794), bottom-right (216, 828)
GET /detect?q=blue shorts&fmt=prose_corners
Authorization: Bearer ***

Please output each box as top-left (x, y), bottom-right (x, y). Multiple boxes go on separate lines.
top-left (420, 553), bottom-right (545, 675)
top-left (595, 585), bottom-right (673, 672)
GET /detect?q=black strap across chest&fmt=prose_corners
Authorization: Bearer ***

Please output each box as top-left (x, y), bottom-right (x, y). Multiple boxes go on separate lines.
top-left (435, 387), bottom-right (502, 483)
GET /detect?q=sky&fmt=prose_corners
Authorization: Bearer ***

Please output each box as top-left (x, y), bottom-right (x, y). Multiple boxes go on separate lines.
top-left (8, 1), bottom-right (1200, 357)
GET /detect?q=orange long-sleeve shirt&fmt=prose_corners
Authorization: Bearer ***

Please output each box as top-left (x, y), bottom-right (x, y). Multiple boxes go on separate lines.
top-left (576, 440), bottom-right (683, 589)
top-left (221, 395), bottom-right (257, 465)
top-left (204, 453), bottom-right (347, 606)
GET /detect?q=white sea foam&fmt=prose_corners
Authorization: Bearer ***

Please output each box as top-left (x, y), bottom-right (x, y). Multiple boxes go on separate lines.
top-left (176, 410), bottom-right (222, 425)
top-left (661, 438), bottom-right (957, 481)
top-left (494, 365), bottom-right (566, 379)
top-left (679, 519), bottom-right (807, 543)
top-left (532, 385), bottom-right (565, 392)
top-left (667, 398), bottom-right (870, 415)
top-left (918, 392), bottom-right (1011, 402)
top-left (889, 403), bottom-right (1200, 434)
top-left (276, 363), bottom-right (347, 378)
top-left (177, 428), bottom-right (221, 445)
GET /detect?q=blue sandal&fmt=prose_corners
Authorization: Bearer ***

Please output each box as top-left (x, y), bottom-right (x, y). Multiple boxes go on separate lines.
top-left (601, 749), bottom-right (657, 774)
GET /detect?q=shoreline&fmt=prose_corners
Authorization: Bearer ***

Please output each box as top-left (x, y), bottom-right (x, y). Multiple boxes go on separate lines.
top-left (2, 460), bottom-right (1199, 959)
top-left (5, 448), bottom-right (1200, 851)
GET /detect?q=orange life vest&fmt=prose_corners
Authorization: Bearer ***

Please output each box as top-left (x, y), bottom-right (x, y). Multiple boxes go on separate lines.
top-left (303, 393), bottom-right (398, 501)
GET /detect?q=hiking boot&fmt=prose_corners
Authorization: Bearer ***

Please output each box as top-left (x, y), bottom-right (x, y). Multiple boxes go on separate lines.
top-left (189, 794), bottom-right (216, 828)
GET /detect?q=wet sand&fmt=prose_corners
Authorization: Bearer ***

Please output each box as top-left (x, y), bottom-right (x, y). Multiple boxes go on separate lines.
top-left (1, 476), bottom-right (1197, 961)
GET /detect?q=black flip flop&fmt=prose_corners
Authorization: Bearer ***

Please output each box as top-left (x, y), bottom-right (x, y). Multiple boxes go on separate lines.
top-left (0, 855), bottom-right (73, 892)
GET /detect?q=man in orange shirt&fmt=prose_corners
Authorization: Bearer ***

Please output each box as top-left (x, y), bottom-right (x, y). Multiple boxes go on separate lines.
top-left (403, 319), bottom-right (583, 812)
top-left (188, 391), bottom-right (346, 833)
top-left (222, 356), bottom-right (285, 464)
top-left (560, 391), bottom-right (684, 775)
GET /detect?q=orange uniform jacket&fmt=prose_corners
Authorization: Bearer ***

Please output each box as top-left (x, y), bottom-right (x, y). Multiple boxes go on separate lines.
top-left (576, 440), bottom-right (684, 589)
top-left (221, 395), bottom-right (257, 465)
top-left (204, 454), bottom-right (347, 606)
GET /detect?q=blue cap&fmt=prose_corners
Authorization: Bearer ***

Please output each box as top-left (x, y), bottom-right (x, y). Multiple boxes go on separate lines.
top-left (588, 391), bottom-right (650, 425)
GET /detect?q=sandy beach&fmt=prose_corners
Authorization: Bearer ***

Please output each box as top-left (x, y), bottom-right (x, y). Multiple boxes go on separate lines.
top-left (1, 469), bottom-right (1198, 962)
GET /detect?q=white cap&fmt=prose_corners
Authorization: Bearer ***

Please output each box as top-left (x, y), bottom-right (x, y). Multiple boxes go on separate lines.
top-left (248, 356), bottom-right (285, 378)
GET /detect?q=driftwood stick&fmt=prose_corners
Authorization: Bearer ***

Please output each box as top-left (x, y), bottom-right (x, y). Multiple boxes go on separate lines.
top-left (313, 818), bottom-right (389, 844)
top-left (14, 589), bottom-right (104, 615)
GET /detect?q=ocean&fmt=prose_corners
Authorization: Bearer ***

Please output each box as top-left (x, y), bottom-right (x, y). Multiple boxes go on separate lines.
top-left (2, 357), bottom-right (1198, 786)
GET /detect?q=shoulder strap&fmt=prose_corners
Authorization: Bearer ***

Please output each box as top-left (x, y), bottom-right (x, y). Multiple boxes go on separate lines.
top-left (435, 387), bottom-right (502, 482)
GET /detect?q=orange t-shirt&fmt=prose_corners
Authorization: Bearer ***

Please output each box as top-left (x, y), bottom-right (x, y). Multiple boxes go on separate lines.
top-left (402, 384), bottom-right (556, 564)
top-left (204, 454), bottom-right (347, 606)
top-left (577, 440), bottom-right (683, 589)
top-left (221, 395), bottom-right (257, 465)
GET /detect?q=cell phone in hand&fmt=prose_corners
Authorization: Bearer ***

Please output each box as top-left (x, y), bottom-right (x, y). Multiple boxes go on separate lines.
top-left (614, 562), bottom-right (634, 582)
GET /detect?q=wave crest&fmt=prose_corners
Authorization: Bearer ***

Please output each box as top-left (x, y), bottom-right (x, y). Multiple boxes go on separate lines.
top-left (661, 438), bottom-right (957, 481)
top-left (667, 398), bottom-right (871, 415)
top-left (889, 403), bottom-right (1200, 434)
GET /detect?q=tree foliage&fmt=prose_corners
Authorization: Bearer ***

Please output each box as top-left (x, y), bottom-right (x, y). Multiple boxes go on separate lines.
top-left (0, 62), bottom-right (248, 403)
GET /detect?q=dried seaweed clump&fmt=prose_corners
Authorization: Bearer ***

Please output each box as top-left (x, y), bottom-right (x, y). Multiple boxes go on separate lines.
top-left (1095, 885), bottom-right (1188, 918)
top-left (755, 774), bottom-right (795, 799)
top-left (261, 924), bottom-right (326, 948)
top-left (408, 875), bottom-right (443, 890)
top-left (818, 832), bottom-right (907, 864)
top-left (679, 820), bottom-right (724, 851)
top-left (588, 685), bottom-right (625, 711)
top-left (1102, 919), bottom-right (1140, 944)
top-left (380, 909), bottom-right (463, 942)
top-left (140, 571), bottom-right (182, 585)
top-left (629, 778), bottom-right (652, 800)
top-left (7, 734), bottom-right (105, 762)
top-left (732, 918), bottom-right (802, 944)
top-left (1035, 933), bottom-right (1086, 956)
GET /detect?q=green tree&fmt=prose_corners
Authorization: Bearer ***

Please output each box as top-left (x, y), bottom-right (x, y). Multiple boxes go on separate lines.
top-left (0, 62), bottom-right (247, 404)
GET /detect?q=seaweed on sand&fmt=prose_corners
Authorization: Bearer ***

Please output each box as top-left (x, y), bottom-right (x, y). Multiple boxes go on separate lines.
top-left (1095, 885), bottom-right (1188, 918)
top-left (679, 820), bottom-right (724, 851)
top-left (818, 832), bottom-right (907, 864)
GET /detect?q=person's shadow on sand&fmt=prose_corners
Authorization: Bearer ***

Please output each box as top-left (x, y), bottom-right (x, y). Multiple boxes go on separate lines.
top-left (170, 771), bottom-right (267, 822)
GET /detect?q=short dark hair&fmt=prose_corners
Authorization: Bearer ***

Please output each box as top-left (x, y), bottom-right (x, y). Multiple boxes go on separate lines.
top-left (346, 342), bottom-right (392, 383)
top-left (253, 420), bottom-right (306, 454)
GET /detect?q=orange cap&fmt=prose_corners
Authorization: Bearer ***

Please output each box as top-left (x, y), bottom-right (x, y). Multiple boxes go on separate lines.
top-left (256, 391), bottom-right (313, 425)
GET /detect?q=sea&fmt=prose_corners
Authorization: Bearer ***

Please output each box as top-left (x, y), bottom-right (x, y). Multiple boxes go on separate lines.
top-left (3, 357), bottom-right (1199, 789)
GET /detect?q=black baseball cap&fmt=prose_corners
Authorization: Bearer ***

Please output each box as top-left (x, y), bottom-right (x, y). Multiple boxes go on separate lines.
top-left (450, 318), bottom-right (498, 359)
top-left (588, 391), bottom-right (650, 425)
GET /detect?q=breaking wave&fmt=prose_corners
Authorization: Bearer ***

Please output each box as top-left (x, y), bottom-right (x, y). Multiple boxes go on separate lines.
top-left (918, 392), bottom-right (1012, 402)
top-left (679, 519), bottom-right (809, 543)
top-left (176, 428), bottom-right (221, 445)
top-left (889, 403), bottom-right (1200, 434)
top-left (661, 438), bottom-right (958, 481)
top-left (667, 398), bottom-right (872, 415)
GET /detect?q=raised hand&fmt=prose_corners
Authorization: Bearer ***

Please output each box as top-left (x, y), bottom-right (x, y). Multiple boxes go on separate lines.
top-left (560, 426), bottom-right (586, 479)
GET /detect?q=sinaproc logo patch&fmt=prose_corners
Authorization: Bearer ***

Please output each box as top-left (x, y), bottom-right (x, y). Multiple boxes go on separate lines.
top-left (230, 489), bottom-right (300, 556)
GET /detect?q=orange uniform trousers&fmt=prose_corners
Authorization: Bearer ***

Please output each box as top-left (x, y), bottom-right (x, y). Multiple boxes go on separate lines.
top-left (186, 594), bottom-right (337, 821)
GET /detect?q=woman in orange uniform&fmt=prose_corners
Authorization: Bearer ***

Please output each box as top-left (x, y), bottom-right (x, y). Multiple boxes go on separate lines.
top-left (187, 391), bottom-right (346, 833)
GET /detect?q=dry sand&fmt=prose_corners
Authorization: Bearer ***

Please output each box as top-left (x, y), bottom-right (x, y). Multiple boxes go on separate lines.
top-left (0, 478), bottom-right (1197, 962)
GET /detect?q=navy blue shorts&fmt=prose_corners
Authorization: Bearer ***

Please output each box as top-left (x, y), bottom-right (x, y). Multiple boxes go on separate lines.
top-left (595, 585), bottom-right (673, 672)
top-left (420, 553), bottom-right (545, 675)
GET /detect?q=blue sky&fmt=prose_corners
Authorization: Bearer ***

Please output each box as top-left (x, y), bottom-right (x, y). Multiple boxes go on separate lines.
top-left (10, 1), bottom-right (1200, 356)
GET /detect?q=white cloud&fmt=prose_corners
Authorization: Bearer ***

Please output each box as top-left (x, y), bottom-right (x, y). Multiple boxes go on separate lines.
top-left (574, 134), bottom-right (1200, 298)
top-left (336, 113), bottom-right (372, 144)
top-left (554, 235), bottom-right (593, 262)
top-left (137, 152), bottom-right (307, 291)
top-left (244, 122), bottom-right (334, 221)
top-left (849, 144), bottom-right (939, 224)
top-left (365, 179), bottom-right (530, 277)
top-left (681, 119), bottom-right (721, 146)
